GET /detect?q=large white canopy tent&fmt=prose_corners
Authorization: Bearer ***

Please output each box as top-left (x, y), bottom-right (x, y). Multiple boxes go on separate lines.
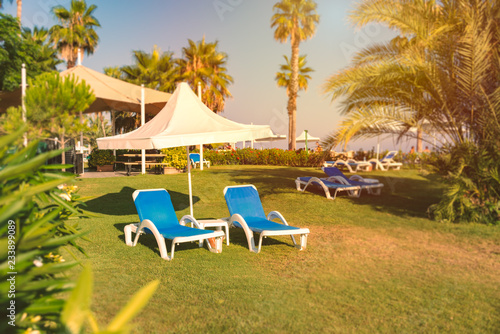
top-left (97, 82), bottom-right (274, 215)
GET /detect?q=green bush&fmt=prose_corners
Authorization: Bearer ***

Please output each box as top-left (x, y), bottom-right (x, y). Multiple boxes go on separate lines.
top-left (0, 128), bottom-right (158, 333)
top-left (204, 148), bottom-right (325, 167)
top-left (0, 127), bottom-right (86, 332)
top-left (161, 147), bottom-right (188, 170)
top-left (427, 142), bottom-right (500, 224)
top-left (88, 149), bottom-right (115, 167)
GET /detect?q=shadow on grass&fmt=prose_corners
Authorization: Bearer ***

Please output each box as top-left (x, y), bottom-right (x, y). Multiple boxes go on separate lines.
top-left (210, 166), bottom-right (305, 197)
top-left (226, 167), bottom-right (443, 219)
top-left (112, 223), bottom-right (207, 257)
top-left (82, 186), bottom-right (200, 216)
top-left (112, 221), bottom-right (292, 254)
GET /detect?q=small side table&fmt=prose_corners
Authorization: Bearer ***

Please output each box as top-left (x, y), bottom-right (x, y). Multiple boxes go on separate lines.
top-left (197, 218), bottom-right (230, 246)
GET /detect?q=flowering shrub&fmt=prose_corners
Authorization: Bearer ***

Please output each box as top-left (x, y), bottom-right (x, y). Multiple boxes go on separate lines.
top-left (161, 147), bottom-right (188, 170)
top-left (204, 148), bottom-right (324, 167)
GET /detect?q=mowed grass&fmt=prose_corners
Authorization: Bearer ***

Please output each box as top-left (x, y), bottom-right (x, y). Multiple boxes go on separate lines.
top-left (72, 166), bottom-right (500, 333)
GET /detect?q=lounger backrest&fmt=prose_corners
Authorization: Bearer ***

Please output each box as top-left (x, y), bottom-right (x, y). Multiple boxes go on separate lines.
top-left (133, 189), bottom-right (179, 228)
top-left (189, 153), bottom-right (200, 162)
top-left (382, 151), bottom-right (397, 161)
top-left (322, 167), bottom-right (349, 182)
top-left (224, 185), bottom-right (267, 221)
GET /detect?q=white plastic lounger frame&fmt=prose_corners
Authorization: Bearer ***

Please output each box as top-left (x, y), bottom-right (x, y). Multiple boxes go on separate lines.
top-left (124, 189), bottom-right (225, 261)
top-left (325, 175), bottom-right (382, 196)
top-left (368, 158), bottom-right (402, 171)
top-left (326, 159), bottom-right (372, 173)
top-left (369, 151), bottom-right (403, 171)
top-left (348, 175), bottom-right (383, 195)
top-left (223, 185), bottom-right (309, 253)
top-left (346, 159), bottom-right (373, 172)
top-left (321, 167), bottom-right (384, 196)
top-left (295, 177), bottom-right (361, 200)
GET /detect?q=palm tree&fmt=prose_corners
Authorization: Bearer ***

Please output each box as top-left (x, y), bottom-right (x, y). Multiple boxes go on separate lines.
top-left (275, 54), bottom-right (313, 97)
top-left (177, 37), bottom-right (233, 113)
top-left (322, 0), bottom-right (500, 152)
top-left (121, 46), bottom-right (177, 93)
top-left (49, 0), bottom-right (100, 69)
top-left (15, 0), bottom-right (20, 23)
top-left (271, 0), bottom-right (319, 150)
top-left (22, 26), bottom-right (62, 71)
top-left (0, 0), bottom-right (21, 26)
top-left (103, 66), bottom-right (123, 79)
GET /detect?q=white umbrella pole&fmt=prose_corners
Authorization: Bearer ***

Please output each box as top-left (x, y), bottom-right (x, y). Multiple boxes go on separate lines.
top-left (186, 146), bottom-right (194, 216)
top-left (141, 85), bottom-right (145, 174)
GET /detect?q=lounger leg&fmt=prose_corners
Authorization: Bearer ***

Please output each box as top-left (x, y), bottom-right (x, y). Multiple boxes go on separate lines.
top-left (169, 241), bottom-right (176, 261)
top-left (229, 214), bottom-right (258, 253)
top-left (257, 234), bottom-right (264, 254)
top-left (124, 224), bottom-right (134, 246)
top-left (224, 224), bottom-right (229, 246)
top-left (206, 236), bottom-right (223, 253)
top-left (133, 221), bottom-right (172, 260)
top-left (298, 234), bottom-right (308, 250)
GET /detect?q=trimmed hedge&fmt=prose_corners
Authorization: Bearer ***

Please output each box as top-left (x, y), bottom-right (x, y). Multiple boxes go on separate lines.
top-left (203, 148), bottom-right (324, 167)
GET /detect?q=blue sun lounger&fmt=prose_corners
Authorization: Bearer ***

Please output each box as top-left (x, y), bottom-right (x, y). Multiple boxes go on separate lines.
top-left (295, 176), bottom-right (361, 200)
top-left (322, 167), bottom-right (384, 195)
top-left (124, 189), bottom-right (225, 260)
top-left (223, 185), bottom-right (309, 253)
top-left (189, 153), bottom-right (210, 168)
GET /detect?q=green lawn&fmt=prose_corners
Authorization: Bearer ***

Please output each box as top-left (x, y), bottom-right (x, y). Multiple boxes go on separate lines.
top-left (73, 166), bottom-right (500, 333)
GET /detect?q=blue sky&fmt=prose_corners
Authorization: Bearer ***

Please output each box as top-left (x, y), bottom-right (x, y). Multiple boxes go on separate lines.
top-left (2, 0), bottom-right (416, 152)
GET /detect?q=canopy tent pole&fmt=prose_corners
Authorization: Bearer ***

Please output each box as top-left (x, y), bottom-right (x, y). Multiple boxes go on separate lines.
top-left (21, 64), bottom-right (27, 147)
top-left (197, 82), bottom-right (204, 171)
top-left (186, 146), bottom-right (194, 216)
top-left (77, 48), bottom-right (82, 66)
top-left (79, 111), bottom-right (85, 175)
top-left (111, 111), bottom-right (116, 158)
top-left (141, 85), bottom-right (146, 174)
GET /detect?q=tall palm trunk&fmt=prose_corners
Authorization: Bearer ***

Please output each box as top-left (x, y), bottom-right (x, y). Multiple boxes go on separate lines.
top-left (98, 111), bottom-right (106, 137)
top-left (288, 32), bottom-right (299, 151)
top-left (16, 0), bottom-right (21, 26)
